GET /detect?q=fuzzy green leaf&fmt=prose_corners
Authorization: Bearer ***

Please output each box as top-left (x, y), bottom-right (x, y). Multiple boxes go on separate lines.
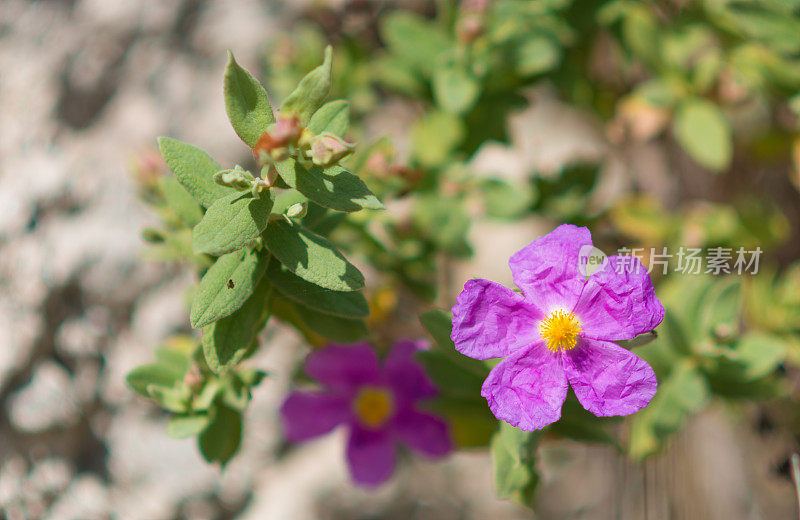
top-left (167, 414), bottom-right (211, 439)
top-left (126, 364), bottom-right (184, 398)
top-left (199, 404), bottom-right (242, 466)
top-left (432, 65), bottom-right (480, 114)
top-left (224, 52), bottom-right (275, 147)
top-left (190, 248), bottom-right (269, 328)
top-left (263, 218), bottom-right (364, 291)
top-left (381, 12), bottom-right (449, 77)
top-left (491, 422), bottom-right (541, 506)
top-left (266, 261), bottom-right (369, 318)
top-left (673, 99), bottom-right (732, 172)
top-left (306, 99), bottom-right (350, 137)
top-left (158, 176), bottom-right (203, 227)
top-left (275, 159), bottom-right (383, 212)
top-left (202, 278), bottom-right (271, 374)
top-left (158, 137), bottom-right (235, 208)
top-left (280, 46), bottom-right (333, 125)
top-left (191, 191), bottom-right (273, 256)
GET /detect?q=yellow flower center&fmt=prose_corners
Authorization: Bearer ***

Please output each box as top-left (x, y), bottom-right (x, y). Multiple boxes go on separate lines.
top-left (353, 387), bottom-right (394, 429)
top-left (540, 310), bottom-right (582, 352)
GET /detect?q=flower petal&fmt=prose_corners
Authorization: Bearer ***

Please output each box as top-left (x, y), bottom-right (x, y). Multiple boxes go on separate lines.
top-left (509, 224), bottom-right (592, 312)
top-left (392, 408), bottom-right (452, 457)
top-left (280, 392), bottom-right (350, 442)
top-left (563, 338), bottom-right (657, 417)
top-left (346, 426), bottom-right (396, 487)
top-left (451, 279), bottom-right (542, 360)
top-left (305, 343), bottom-right (380, 393)
top-left (481, 342), bottom-right (568, 431)
top-left (573, 255), bottom-right (665, 341)
top-left (384, 339), bottom-right (437, 403)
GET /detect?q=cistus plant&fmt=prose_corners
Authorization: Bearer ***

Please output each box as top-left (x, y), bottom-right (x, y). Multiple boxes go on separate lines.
top-left (127, 0), bottom-right (800, 512)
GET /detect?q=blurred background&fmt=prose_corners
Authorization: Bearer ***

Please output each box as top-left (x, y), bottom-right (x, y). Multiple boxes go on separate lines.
top-left (1, 0), bottom-right (800, 519)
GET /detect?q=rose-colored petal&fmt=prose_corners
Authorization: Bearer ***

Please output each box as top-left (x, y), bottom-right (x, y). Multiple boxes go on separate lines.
top-left (573, 255), bottom-right (665, 341)
top-left (280, 391), bottom-right (350, 442)
top-left (346, 426), bottom-right (396, 487)
top-left (509, 224), bottom-right (592, 312)
top-left (305, 343), bottom-right (380, 394)
top-left (392, 408), bottom-right (452, 457)
top-left (384, 339), bottom-right (437, 403)
top-left (563, 338), bottom-right (657, 417)
top-left (451, 279), bottom-right (542, 360)
top-left (481, 342), bottom-right (569, 431)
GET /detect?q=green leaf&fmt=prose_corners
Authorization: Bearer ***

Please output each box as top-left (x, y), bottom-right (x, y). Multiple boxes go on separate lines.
top-left (191, 191), bottom-right (273, 256)
top-left (280, 46), bottom-right (333, 125)
top-left (224, 51), bottom-right (275, 148)
top-left (516, 36), bottom-right (560, 76)
top-left (262, 218), bottom-right (364, 291)
top-left (673, 99), bottom-right (732, 172)
top-left (167, 414), bottom-right (211, 439)
top-left (158, 137), bottom-right (235, 208)
top-left (733, 332), bottom-right (786, 381)
top-left (699, 279), bottom-right (741, 336)
top-left (432, 64), bottom-right (480, 114)
top-left (266, 260), bottom-right (369, 318)
top-left (147, 386), bottom-right (189, 413)
top-left (203, 278), bottom-right (271, 374)
top-left (293, 301), bottom-right (368, 342)
top-left (411, 111), bottom-right (465, 167)
top-left (306, 100), bottom-right (349, 137)
top-left (629, 363), bottom-right (709, 458)
top-left (158, 176), bottom-right (203, 227)
top-left (126, 364), bottom-right (184, 398)
top-left (381, 12), bottom-right (449, 77)
top-left (199, 404), bottom-right (242, 466)
top-left (491, 421), bottom-right (541, 506)
top-left (274, 159), bottom-right (383, 213)
top-left (424, 396), bottom-right (497, 448)
top-left (190, 248), bottom-right (269, 328)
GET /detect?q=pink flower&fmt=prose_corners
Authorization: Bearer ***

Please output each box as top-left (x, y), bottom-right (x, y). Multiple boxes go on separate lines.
top-left (451, 224), bottom-right (664, 431)
top-left (280, 341), bottom-right (452, 487)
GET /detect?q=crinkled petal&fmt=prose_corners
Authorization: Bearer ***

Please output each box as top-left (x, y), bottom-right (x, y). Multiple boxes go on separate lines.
top-left (509, 224), bottom-right (592, 312)
top-left (346, 426), bottom-right (396, 487)
top-left (384, 339), bottom-right (437, 403)
top-left (392, 408), bottom-right (452, 457)
top-left (481, 342), bottom-right (568, 431)
top-left (563, 338), bottom-right (657, 417)
top-left (451, 279), bottom-right (542, 360)
top-left (305, 343), bottom-right (380, 394)
top-left (280, 392), bottom-right (350, 442)
top-left (573, 256), bottom-right (665, 341)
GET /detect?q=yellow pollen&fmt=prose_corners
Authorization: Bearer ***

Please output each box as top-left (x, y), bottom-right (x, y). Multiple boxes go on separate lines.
top-left (540, 310), bottom-right (582, 352)
top-left (353, 387), bottom-right (394, 429)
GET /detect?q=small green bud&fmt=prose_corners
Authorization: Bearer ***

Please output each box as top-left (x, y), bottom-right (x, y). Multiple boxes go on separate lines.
top-left (309, 132), bottom-right (355, 166)
top-left (213, 166), bottom-right (255, 190)
top-left (286, 202), bottom-right (308, 219)
top-left (142, 228), bottom-right (166, 243)
top-left (252, 115), bottom-right (303, 166)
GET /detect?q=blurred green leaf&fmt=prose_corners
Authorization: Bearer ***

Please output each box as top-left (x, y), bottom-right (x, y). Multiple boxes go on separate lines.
top-left (158, 176), bottom-right (203, 227)
top-left (199, 403), bottom-right (242, 466)
top-left (673, 99), bottom-right (732, 172)
top-left (167, 414), bottom-right (211, 439)
top-left (411, 111), bottom-right (464, 167)
top-left (433, 64), bottom-right (480, 114)
top-left (491, 421), bottom-right (541, 506)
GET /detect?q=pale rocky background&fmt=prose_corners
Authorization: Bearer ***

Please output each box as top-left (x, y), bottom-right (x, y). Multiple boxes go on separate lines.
top-left (0, 1), bottom-right (796, 519)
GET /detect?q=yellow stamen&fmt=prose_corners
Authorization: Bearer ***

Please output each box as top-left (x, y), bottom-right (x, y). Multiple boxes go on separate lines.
top-left (353, 387), bottom-right (394, 429)
top-left (540, 310), bottom-right (582, 352)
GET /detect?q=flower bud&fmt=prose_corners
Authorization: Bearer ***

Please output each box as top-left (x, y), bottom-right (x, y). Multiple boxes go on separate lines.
top-left (286, 202), bottom-right (308, 219)
top-left (253, 115), bottom-right (303, 165)
top-left (310, 132), bottom-right (355, 166)
top-left (213, 166), bottom-right (255, 190)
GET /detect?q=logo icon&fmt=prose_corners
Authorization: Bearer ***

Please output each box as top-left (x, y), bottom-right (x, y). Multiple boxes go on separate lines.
top-left (578, 245), bottom-right (608, 276)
